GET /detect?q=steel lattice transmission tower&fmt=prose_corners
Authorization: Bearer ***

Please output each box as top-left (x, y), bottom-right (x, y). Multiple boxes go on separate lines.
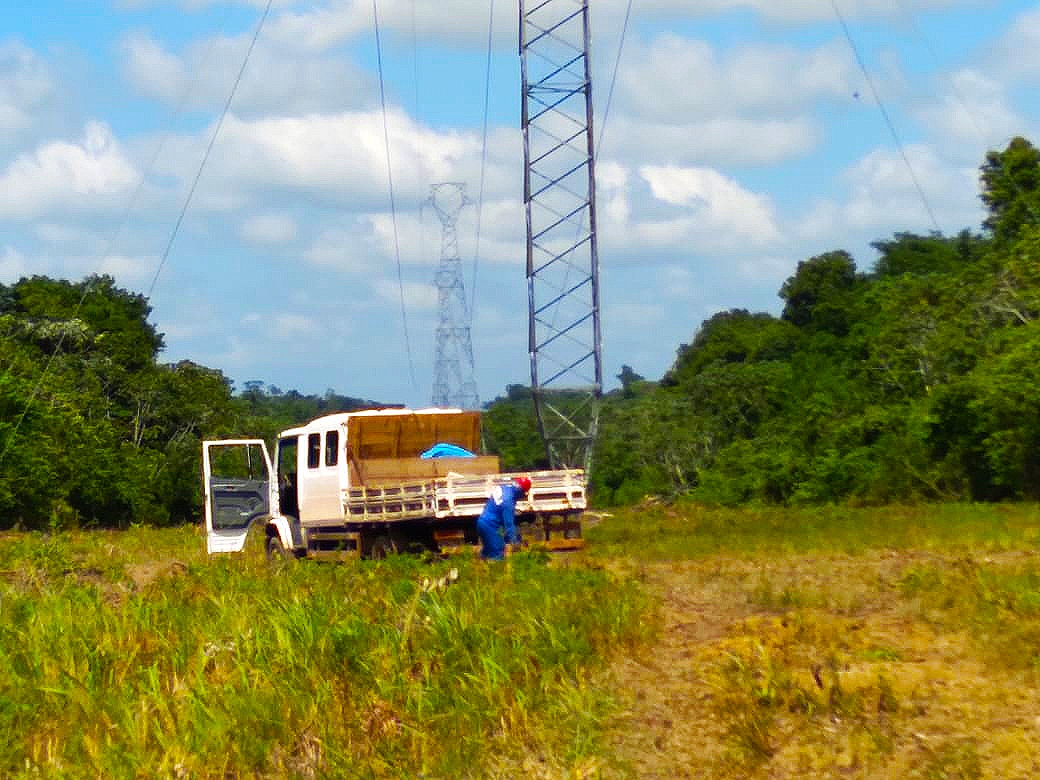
top-left (430, 183), bottom-right (480, 409)
top-left (520, 0), bottom-right (602, 471)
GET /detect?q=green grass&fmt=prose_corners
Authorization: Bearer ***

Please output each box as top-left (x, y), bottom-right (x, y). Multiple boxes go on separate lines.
top-left (0, 528), bottom-right (650, 778)
top-left (8, 502), bottom-right (1040, 777)
top-left (588, 501), bottom-right (1040, 559)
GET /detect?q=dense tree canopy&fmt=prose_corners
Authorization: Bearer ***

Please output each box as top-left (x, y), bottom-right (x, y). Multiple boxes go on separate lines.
top-left (489, 138), bottom-right (1040, 507)
top-left (0, 276), bottom-right (386, 529)
top-left (6, 137), bottom-right (1040, 525)
top-left (980, 136), bottom-right (1040, 245)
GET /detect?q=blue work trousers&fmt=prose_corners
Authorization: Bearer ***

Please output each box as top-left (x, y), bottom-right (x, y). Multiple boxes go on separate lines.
top-left (477, 517), bottom-right (506, 560)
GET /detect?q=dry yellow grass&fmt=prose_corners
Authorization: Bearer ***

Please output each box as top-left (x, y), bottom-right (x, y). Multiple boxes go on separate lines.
top-left (604, 550), bottom-right (1040, 779)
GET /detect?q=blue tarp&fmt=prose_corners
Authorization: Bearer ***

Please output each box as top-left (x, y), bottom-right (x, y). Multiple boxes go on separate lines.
top-left (420, 443), bottom-right (476, 459)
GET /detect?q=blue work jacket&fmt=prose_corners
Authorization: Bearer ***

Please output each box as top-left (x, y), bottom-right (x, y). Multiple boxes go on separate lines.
top-left (477, 484), bottom-right (523, 544)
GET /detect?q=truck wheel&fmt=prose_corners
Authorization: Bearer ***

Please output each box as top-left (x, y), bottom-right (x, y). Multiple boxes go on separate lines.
top-left (266, 533), bottom-right (291, 563)
top-left (367, 534), bottom-right (398, 560)
top-left (563, 515), bottom-right (583, 540)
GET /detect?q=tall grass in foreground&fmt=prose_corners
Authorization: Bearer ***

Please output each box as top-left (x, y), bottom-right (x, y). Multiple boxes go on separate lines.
top-left (588, 501), bottom-right (1040, 559)
top-left (0, 528), bottom-right (650, 778)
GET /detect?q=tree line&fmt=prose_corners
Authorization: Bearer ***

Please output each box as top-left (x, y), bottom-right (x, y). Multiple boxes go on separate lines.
top-left (2, 137), bottom-right (1039, 527)
top-left (488, 137), bottom-right (1040, 506)
top-left (0, 279), bottom-right (381, 529)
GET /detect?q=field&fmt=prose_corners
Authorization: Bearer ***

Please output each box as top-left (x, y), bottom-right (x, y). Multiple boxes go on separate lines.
top-left (4, 504), bottom-right (1040, 777)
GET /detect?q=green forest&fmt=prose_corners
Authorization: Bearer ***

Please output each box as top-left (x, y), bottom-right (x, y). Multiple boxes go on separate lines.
top-left (4, 137), bottom-right (1040, 528)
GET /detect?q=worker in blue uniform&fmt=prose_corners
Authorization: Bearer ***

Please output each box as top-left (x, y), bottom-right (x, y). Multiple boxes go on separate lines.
top-left (477, 476), bottom-right (531, 560)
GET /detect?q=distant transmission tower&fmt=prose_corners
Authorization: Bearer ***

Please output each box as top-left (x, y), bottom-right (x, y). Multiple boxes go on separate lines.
top-left (430, 183), bottom-right (480, 409)
top-left (521, 0), bottom-right (602, 471)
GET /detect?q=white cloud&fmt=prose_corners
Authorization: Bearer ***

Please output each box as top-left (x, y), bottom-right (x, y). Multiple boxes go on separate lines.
top-left (373, 278), bottom-right (438, 310)
top-left (619, 36), bottom-right (855, 122)
top-left (0, 122), bottom-right (138, 220)
top-left (0, 40), bottom-right (52, 136)
top-left (0, 246), bottom-right (28, 282)
top-left (797, 144), bottom-right (983, 241)
top-left (239, 213), bottom-right (298, 244)
top-left (637, 165), bottom-right (783, 248)
top-left (634, 0), bottom-right (980, 23)
top-left (137, 0), bottom-right (978, 54)
top-left (121, 31), bottom-right (374, 115)
top-left (991, 6), bottom-right (1040, 83)
top-left (303, 225), bottom-right (381, 272)
top-left (190, 110), bottom-right (476, 207)
top-left (273, 312), bottom-right (321, 339)
top-left (604, 115), bottom-right (819, 167)
top-left (0, 246), bottom-right (157, 288)
top-left (916, 68), bottom-right (1025, 149)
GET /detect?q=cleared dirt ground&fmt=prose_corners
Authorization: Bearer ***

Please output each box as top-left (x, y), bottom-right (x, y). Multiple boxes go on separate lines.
top-left (606, 551), bottom-right (1040, 779)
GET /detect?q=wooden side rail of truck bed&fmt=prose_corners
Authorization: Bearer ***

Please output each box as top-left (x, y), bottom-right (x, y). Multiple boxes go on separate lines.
top-left (343, 469), bottom-right (586, 523)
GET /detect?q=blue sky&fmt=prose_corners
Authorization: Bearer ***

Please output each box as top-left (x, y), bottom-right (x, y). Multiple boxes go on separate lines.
top-left (2, 0), bottom-right (1039, 407)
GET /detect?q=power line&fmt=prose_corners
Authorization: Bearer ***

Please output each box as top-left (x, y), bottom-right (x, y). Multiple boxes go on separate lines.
top-left (373, 0), bottom-right (418, 390)
top-left (830, 0), bottom-right (942, 234)
top-left (597, 0), bottom-right (634, 157)
top-left (0, 5), bottom-right (237, 469)
top-left (147, 0), bottom-right (274, 298)
top-left (468, 0), bottom-right (496, 320)
top-left (901, 5), bottom-right (1040, 231)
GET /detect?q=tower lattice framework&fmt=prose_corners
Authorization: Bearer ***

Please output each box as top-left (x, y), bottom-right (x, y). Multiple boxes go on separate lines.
top-left (520, 0), bottom-right (602, 471)
top-left (430, 183), bottom-right (480, 410)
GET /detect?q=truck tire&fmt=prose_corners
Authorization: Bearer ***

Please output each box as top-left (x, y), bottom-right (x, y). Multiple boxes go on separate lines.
top-left (266, 532), bottom-right (291, 564)
top-left (366, 534), bottom-right (398, 560)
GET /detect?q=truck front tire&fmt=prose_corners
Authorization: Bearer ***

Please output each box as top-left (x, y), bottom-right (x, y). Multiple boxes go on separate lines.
top-left (266, 532), bottom-right (290, 563)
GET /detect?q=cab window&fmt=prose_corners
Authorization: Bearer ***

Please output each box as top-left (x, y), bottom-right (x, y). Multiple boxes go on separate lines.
top-left (307, 433), bottom-right (321, 468)
top-left (325, 430), bottom-right (339, 467)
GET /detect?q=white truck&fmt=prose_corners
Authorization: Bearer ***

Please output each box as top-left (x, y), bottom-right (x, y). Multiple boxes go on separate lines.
top-left (202, 407), bottom-right (586, 559)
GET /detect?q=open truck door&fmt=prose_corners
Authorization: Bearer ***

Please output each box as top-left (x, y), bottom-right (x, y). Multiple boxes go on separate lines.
top-left (203, 439), bottom-right (273, 554)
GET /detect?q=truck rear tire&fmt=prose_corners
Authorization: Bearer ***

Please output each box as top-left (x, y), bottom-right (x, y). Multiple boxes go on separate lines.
top-left (366, 534), bottom-right (398, 560)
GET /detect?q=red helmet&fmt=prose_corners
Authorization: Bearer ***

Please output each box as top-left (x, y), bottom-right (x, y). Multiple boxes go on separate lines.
top-left (514, 476), bottom-right (532, 494)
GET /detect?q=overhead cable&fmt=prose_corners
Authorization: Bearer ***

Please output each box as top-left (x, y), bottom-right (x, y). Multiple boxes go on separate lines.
top-left (0, 5), bottom-right (236, 468)
top-left (373, 0), bottom-right (419, 389)
top-left (597, 0), bottom-right (634, 157)
top-left (901, 6), bottom-right (1040, 230)
top-left (830, 0), bottom-right (942, 234)
top-left (147, 0), bottom-right (274, 297)
top-left (469, 0), bottom-right (497, 320)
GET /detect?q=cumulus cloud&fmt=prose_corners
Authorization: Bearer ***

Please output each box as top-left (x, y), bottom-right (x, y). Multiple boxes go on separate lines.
top-left (303, 224), bottom-right (383, 273)
top-left (191, 110), bottom-right (476, 207)
top-left (239, 213), bottom-right (298, 243)
top-left (373, 278), bottom-right (438, 310)
top-left (127, 0), bottom-right (975, 52)
top-left (637, 165), bottom-right (783, 249)
top-left (0, 40), bottom-right (53, 136)
top-left (797, 144), bottom-right (983, 241)
top-left (604, 115), bottom-right (819, 167)
top-left (0, 246), bottom-right (28, 282)
top-left (0, 122), bottom-right (138, 220)
top-left (272, 312), bottom-right (322, 339)
top-left (0, 245), bottom-right (157, 287)
top-left (121, 31), bottom-right (374, 115)
top-left (618, 36), bottom-right (855, 121)
top-left (635, 0), bottom-right (978, 23)
top-left (991, 6), bottom-right (1040, 83)
top-left (916, 68), bottom-right (1025, 150)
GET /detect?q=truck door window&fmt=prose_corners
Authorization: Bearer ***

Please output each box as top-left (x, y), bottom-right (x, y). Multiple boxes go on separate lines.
top-left (307, 433), bottom-right (321, 468)
top-left (325, 430), bottom-right (339, 467)
top-left (277, 437), bottom-right (299, 519)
